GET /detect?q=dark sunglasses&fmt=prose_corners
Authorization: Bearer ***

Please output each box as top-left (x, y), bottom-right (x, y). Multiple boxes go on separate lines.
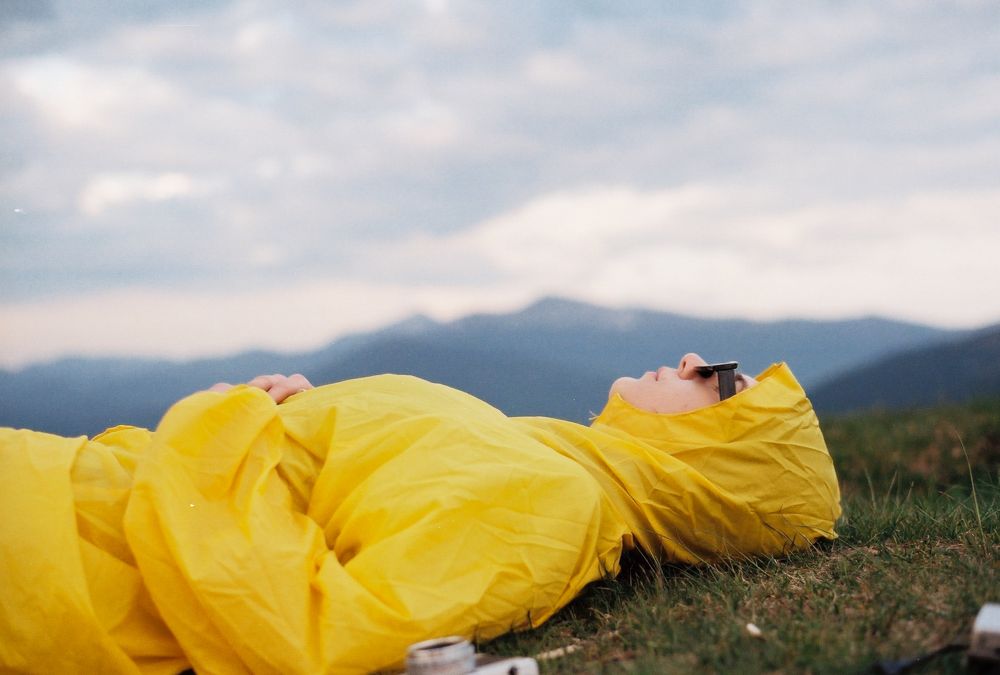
top-left (694, 361), bottom-right (740, 401)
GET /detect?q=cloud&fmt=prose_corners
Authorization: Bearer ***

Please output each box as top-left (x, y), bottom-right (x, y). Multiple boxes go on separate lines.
top-left (78, 171), bottom-right (205, 216)
top-left (374, 183), bottom-right (1000, 326)
top-left (0, 0), bottom-right (55, 27)
top-left (1, 1), bottom-right (999, 365)
top-left (5, 181), bottom-right (996, 368)
top-left (522, 50), bottom-right (590, 88)
top-left (9, 56), bottom-right (176, 130)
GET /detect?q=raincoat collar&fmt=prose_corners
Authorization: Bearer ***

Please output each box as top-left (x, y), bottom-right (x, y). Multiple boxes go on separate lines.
top-left (591, 362), bottom-right (814, 452)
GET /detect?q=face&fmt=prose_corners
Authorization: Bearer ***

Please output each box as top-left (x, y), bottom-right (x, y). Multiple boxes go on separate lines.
top-left (609, 352), bottom-right (757, 414)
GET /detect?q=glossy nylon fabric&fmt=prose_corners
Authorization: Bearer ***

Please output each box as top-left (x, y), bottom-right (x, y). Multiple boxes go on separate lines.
top-left (0, 363), bottom-right (839, 673)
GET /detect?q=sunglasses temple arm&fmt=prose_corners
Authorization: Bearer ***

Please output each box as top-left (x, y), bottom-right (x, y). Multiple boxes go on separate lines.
top-left (718, 370), bottom-right (737, 400)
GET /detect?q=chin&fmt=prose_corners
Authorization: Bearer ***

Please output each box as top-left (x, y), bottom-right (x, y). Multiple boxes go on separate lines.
top-left (609, 376), bottom-right (636, 397)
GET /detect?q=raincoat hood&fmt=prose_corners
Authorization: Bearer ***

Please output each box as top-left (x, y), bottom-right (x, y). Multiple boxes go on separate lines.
top-left (594, 362), bottom-right (841, 537)
top-left (514, 362), bottom-right (841, 565)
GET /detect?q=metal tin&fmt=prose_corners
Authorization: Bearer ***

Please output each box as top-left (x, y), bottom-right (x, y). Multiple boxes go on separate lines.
top-left (405, 636), bottom-right (476, 675)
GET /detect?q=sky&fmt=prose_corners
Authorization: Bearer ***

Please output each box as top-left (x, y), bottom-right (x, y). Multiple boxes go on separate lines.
top-left (2, 0), bottom-right (999, 369)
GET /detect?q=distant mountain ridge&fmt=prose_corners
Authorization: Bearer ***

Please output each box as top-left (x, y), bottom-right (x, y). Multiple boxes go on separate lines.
top-left (429, 297), bottom-right (951, 385)
top-left (809, 323), bottom-right (1000, 413)
top-left (0, 297), bottom-right (964, 435)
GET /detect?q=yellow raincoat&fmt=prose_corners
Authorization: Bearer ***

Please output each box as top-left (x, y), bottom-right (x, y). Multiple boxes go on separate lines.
top-left (0, 363), bottom-right (840, 673)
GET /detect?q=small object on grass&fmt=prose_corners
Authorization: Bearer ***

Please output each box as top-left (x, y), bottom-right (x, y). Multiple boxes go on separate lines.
top-left (406, 636), bottom-right (474, 674)
top-left (970, 603), bottom-right (1000, 664)
top-left (535, 643), bottom-right (581, 661)
top-left (535, 630), bottom-right (620, 661)
top-left (746, 622), bottom-right (763, 639)
top-left (405, 636), bottom-right (540, 674)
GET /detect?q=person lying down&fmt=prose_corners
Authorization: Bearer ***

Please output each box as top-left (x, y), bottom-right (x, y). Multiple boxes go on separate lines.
top-left (0, 352), bottom-right (841, 674)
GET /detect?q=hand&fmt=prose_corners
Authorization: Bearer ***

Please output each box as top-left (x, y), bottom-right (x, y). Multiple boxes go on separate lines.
top-left (207, 373), bottom-right (314, 403)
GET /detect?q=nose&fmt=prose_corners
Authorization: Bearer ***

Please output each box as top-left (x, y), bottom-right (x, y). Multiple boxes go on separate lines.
top-left (677, 352), bottom-right (709, 380)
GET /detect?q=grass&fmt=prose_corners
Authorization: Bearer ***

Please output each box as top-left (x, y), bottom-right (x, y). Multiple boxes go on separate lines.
top-left (485, 397), bottom-right (1000, 673)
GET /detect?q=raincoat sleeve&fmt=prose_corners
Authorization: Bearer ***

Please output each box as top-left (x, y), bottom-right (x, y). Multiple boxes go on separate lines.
top-left (123, 382), bottom-right (627, 674)
top-left (0, 426), bottom-right (186, 675)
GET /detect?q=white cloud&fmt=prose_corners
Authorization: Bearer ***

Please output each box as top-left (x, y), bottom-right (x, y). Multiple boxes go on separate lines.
top-left (523, 51), bottom-right (589, 88)
top-left (77, 171), bottom-right (205, 216)
top-left (715, 4), bottom-right (885, 69)
top-left (9, 56), bottom-right (176, 130)
top-left (423, 0), bottom-right (449, 15)
top-left (380, 99), bottom-right (467, 150)
top-left (375, 183), bottom-right (1000, 326)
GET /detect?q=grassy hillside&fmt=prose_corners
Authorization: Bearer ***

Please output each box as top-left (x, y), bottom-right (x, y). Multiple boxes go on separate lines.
top-left (484, 397), bottom-right (1000, 673)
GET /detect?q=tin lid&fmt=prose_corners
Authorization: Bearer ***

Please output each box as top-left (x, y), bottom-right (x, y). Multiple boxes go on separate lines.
top-left (406, 636), bottom-right (476, 675)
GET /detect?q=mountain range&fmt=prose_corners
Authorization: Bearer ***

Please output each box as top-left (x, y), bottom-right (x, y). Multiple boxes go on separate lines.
top-left (808, 322), bottom-right (1000, 412)
top-left (1, 297), bottom-right (995, 436)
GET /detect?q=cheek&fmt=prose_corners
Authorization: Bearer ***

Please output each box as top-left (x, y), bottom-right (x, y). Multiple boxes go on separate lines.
top-left (612, 379), bottom-right (717, 414)
top-left (608, 378), bottom-right (652, 410)
top-left (610, 379), bottom-right (667, 412)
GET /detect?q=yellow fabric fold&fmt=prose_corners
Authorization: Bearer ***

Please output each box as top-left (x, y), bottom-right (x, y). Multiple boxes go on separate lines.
top-left (0, 427), bottom-right (186, 674)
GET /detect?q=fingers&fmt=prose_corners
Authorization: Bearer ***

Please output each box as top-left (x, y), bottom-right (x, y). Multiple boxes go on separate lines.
top-left (266, 373), bottom-right (313, 404)
top-left (208, 374), bottom-right (314, 403)
top-left (247, 374), bottom-right (283, 391)
top-left (246, 373), bottom-right (314, 403)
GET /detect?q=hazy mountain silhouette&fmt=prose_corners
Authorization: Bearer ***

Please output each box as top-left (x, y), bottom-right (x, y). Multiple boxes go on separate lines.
top-left (0, 297), bottom-right (962, 435)
top-left (809, 323), bottom-right (1000, 413)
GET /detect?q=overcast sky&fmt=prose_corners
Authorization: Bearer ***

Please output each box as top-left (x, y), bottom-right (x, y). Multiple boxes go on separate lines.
top-left (2, 0), bottom-right (998, 368)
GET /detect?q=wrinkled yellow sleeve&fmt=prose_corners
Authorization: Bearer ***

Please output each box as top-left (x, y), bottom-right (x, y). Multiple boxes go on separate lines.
top-left (0, 426), bottom-right (186, 674)
top-left (123, 379), bottom-right (627, 674)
